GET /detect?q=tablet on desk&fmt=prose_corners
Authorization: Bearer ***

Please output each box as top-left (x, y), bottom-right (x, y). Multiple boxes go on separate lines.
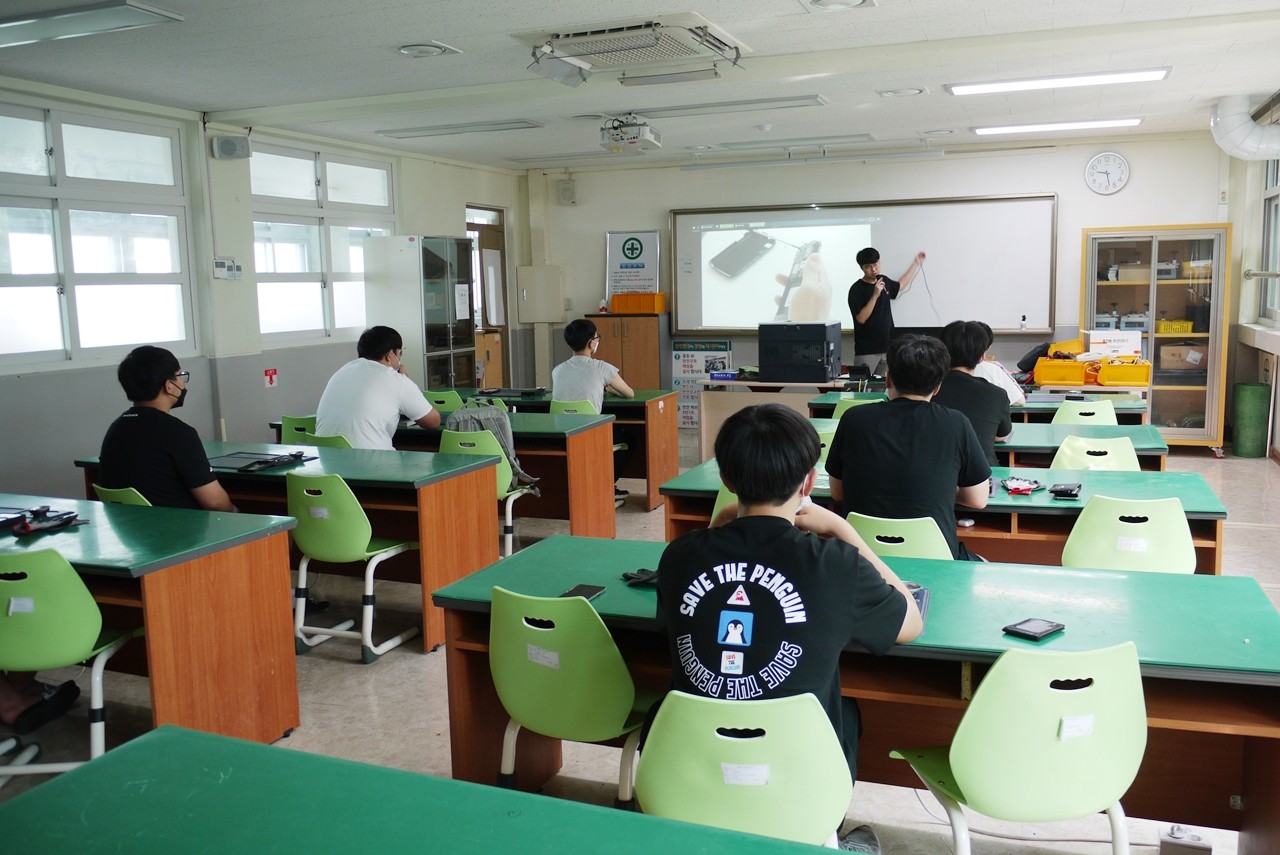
top-left (207, 451), bottom-right (315, 472)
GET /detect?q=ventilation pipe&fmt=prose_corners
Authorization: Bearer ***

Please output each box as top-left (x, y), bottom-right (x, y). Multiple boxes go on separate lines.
top-left (1210, 95), bottom-right (1280, 160)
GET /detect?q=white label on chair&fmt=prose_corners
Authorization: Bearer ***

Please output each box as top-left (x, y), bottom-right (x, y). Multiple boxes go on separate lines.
top-left (527, 643), bottom-right (560, 669)
top-left (7, 597), bottom-right (34, 616)
top-left (1115, 536), bottom-right (1148, 553)
top-left (1059, 714), bottom-right (1094, 740)
top-left (309, 507), bottom-right (329, 519)
top-left (721, 763), bottom-right (770, 786)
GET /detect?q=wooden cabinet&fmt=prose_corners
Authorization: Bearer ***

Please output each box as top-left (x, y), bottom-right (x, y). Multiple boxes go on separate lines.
top-left (475, 330), bottom-right (504, 388)
top-left (1082, 225), bottom-right (1231, 446)
top-left (585, 313), bottom-right (670, 390)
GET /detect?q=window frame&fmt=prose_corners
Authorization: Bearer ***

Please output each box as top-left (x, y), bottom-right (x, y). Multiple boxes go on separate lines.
top-left (1262, 158), bottom-right (1280, 325)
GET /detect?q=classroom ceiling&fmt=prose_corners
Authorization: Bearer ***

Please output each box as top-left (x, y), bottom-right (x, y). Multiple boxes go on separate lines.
top-left (2, 0), bottom-right (1279, 171)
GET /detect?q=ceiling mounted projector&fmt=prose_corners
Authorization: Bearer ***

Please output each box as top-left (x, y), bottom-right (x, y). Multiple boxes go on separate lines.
top-left (600, 115), bottom-right (662, 152)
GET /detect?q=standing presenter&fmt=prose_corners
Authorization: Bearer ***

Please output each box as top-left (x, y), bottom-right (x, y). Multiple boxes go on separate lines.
top-left (847, 247), bottom-right (926, 374)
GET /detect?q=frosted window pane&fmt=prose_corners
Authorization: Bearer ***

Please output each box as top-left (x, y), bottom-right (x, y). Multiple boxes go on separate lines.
top-left (332, 280), bottom-right (365, 328)
top-left (63, 124), bottom-right (174, 185)
top-left (329, 225), bottom-right (390, 273)
top-left (251, 152), bottom-right (317, 201)
top-left (0, 115), bottom-right (49, 177)
top-left (258, 281), bottom-right (323, 333)
top-left (327, 162), bottom-right (389, 206)
top-left (75, 283), bottom-right (185, 347)
top-left (70, 210), bottom-right (180, 273)
top-left (254, 221), bottom-right (320, 273)
top-left (0, 286), bottom-right (62, 353)
top-left (3, 206), bottom-right (56, 274)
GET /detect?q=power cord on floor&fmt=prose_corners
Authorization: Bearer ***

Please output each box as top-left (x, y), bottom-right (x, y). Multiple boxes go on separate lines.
top-left (911, 788), bottom-right (1161, 849)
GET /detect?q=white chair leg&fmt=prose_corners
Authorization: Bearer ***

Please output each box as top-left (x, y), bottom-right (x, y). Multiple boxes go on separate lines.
top-left (0, 742), bottom-right (46, 789)
top-left (920, 783), bottom-right (970, 855)
top-left (1106, 801), bottom-right (1130, 855)
top-left (88, 630), bottom-right (139, 759)
top-left (295, 555), bottom-right (355, 650)
top-left (498, 718), bottom-right (522, 788)
top-left (359, 548), bottom-right (419, 664)
top-left (502, 493), bottom-right (521, 557)
top-left (615, 728), bottom-right (640, 809)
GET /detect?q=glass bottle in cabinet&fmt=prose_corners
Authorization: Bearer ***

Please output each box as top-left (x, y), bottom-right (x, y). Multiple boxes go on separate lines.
top-left (1083, 225), bottom-right (1230, 446)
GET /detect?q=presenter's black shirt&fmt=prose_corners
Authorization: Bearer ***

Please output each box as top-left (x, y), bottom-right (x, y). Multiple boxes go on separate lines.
top-left (847, 275), bottom-right (901, 355)
top-left (99, 407), bottom-right (216, 509)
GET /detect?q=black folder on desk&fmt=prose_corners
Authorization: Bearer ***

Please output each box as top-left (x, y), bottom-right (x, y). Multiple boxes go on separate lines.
top-left (207, 452), bottom-right (315, 472)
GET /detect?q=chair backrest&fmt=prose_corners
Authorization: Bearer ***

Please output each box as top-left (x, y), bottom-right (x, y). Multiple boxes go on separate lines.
top-left (816, 428), bottom-right (836, 465)
top-left (301, 432), bottom-right (353, 449)
top-left (0, 549), bottom-right (104, 672)
top-left (635, 691), bottom-right (853, 846)
top-left (488, 586), bottom-right (636, 743)
top-left (1051, 399), bottom-right (1119, 425)
top-left (468, 395), bottom-right (508, 411)
top-left (710, 483), bottom-right (737, 524)
top-left (286, 472), bottom-right (373, 563)
top-left (92, 484), bottom-right (151, 506)
top-left (846, 511), bottom-right (953, 560)
top-left (831, 397), bottom-right (883, 420)
top-left (1049, 435), bottom-right (1140, 471)
top-left (440, 428), bottom-right (515, 499)
top-left (549, 399), bottom-right (599, 415)
top-left (424, 389), bottom-right (464, 415)
top-left (1061, 495), bottom-right (1196, 573)
top-left (948, 643), bottom-right (1147, 822)
top-left (280, 415), bottom-right (317, 441)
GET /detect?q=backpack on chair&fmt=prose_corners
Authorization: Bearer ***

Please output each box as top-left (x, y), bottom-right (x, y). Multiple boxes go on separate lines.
top-left (443, 400), bottom-right (540, 496)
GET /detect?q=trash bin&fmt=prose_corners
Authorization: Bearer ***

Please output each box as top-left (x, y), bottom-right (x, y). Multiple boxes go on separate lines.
top-left (1233, 382), bottom-right (1271, 458)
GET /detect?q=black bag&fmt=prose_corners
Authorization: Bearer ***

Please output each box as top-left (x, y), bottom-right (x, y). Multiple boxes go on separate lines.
top-left (1017, 342), bottom-right (1051, 373)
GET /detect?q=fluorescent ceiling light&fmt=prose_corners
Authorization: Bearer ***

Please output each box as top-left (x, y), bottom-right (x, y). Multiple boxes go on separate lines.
top-left (718, 134), bottom-right (873, 151)
top-left (948, 69), bottom-right (1169, 96)
top-left (619, 66), bottom-right (720, 87)
top-left (810, 0), bottom-right (876, 9)
top-left (974, 118), bottom-right (1141, 135)
top-left (508, 150), bottom-right (643, 164)
top-left (681, 150), bottom-right (944, 171)
top-left (0, 0), bottom-right (182, 49)
top-left (528, 45), bottom-right (591, 88)
top-left (377, 120), bottom-right (544, 139)
top-left (631, 95), bottom-right (826, 120)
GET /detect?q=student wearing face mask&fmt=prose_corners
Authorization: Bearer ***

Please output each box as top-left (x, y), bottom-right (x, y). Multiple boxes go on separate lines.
top-left (98, 345), bottom-right (236, 511)
top-left (315, 325), bottom-right (440, 451)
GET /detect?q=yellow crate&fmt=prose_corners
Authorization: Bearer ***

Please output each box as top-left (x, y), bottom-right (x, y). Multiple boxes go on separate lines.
top-left (1097, 357), bottom-right (1151, 386)
top-left (1155, 319), bottom-right (1194, 334)
top-left (1033, 357), bottom-right (1087, 385)
top-left (1049, 338), bottom-right (1084, 355)
top-left (609, 292), bottom-right (666, 313)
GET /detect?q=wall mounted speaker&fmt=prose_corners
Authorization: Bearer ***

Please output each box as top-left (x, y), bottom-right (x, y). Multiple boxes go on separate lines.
top-left (211, 135), bottom-right (251, 159)
top-left (557, 179), bottom-right (577, 206)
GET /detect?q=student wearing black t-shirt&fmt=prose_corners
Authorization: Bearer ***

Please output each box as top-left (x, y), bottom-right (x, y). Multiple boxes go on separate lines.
top-left (99, 345), bottom-right (236, 512)
top-left (847, 247), bottom-right (926, 371)
top-left (934, 320), bottom-right (1013, 467)
top-left (827, 334), bottom-right (991, 561)
top-left (657, 404), bottom-right (922, 829)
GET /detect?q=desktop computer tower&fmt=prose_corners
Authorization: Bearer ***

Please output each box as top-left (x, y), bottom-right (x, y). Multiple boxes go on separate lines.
top-left (758, 321), bottom-right (841, 382)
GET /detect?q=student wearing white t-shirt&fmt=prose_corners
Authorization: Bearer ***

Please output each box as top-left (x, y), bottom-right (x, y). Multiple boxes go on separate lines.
top-left (316, 326), bottom-right (440, 450)
top-left (972, 321), bottom-right (1026, 407)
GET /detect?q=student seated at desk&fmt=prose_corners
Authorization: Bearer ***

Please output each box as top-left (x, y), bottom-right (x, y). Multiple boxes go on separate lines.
top-left (657, 404), bottom-right (922, 852)
top-left (551, 318), bottom-right (635, 505)
top-left (971, 321), bottom-right (1026, 407)
top-left (933, 320), bottom-right (1013, 467)
top-left (316, 325), bottom-right (441, 450)
top-left (99, 346), bottom-right (236, 512)
top-left (827, 334), bottom-right (991, 561)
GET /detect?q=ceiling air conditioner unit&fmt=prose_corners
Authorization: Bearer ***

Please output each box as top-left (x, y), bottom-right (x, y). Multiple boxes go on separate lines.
top-left (515, 12), bottom-right (747, 72)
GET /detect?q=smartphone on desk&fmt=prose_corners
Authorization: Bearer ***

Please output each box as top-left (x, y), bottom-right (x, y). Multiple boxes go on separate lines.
top-left (709, 231), bottom-right (776, 278)
top-left (560, 584), bottom-right (606, 601)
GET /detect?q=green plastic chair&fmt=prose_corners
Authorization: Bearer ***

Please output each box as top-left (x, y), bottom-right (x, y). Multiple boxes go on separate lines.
top-left (0, 549), bottom-right (143, 783)
top-left (467, 395), bottom-right (508, 411)
top-left (709, 483), bottom-right (737, 526)
top-left (1049, 435), bottom-right (1140, 471)
top-left (281, 415), bottom-right (317, 442)
top-left (1051, 399), bottom-right (1119, 425)
top-left (287, 472), bottom-right (420, 663)
top-left (846, 511), bottom-right (953, 560)
top-left (440, 429), bottom-right (535, 557)
top-left (425, 389), bottom-right (464, 415)
top-left (890, 643), bottom-right (1147, 855)
top-left (551, 400), bottom-right (630, 477)
top-left (92, 484), bottom-right (151, 506)
top-left (635, 691), bottom-right (853, 846)
top-left (301, 432), bottom-right (353, 449)
top-left (831, 396), bottom-right (884, 419)
top-left (816, 427), bottom-right (836, 465)
top-left (489, 586), bottom-right (657, 808)
top-left (1061, 495), bottom-right (1196, 573)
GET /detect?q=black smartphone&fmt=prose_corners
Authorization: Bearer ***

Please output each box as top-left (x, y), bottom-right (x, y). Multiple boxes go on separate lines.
top-left (1049, 482), bottom-right (1082, 499)
top-left (774, 239), bottom-right (821, 319)
top-left (709, 231), bottom-right (776, 278)
top-left (1002, 618), bottom-right (1065, 641)
top-left (560, 583), bottom-right (606, 601)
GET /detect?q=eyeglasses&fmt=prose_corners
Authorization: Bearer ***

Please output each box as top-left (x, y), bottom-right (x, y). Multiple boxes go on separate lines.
top-left (590, 334), bottom-right (601, 342)
top-left (173, 370), bottom-right (190, 383)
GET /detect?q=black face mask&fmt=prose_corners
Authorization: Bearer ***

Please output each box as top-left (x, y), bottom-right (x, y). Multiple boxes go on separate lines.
top-left (171, 384), bottom-right (187, 409)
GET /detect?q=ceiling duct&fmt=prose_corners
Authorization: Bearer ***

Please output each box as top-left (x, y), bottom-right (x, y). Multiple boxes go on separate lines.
top-left (1210, 95), bottom-right (1280, 160)
top-left (516, 13), bottom-right (746, 71)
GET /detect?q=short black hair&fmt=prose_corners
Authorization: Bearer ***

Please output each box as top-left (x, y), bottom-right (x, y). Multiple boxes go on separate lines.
top-left (357, 326), bottom-right (402, 361)
top-left (886, 334), bottom-right (949, 396)
top-left (117, 345), bottom-right (180, 403)
top-left (714, 404), bottom-right (819, 507)
top-left (976, 321), bottom-right (995, 350)
top-left (940, 320), bottom-right (989, 369)
top-left (855, 247), bottom-right (880, 266)
top-left (563, 318), bottom-right (598, 352)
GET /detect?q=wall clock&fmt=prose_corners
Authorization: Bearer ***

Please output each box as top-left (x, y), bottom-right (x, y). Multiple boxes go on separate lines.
top-left (1085, 151), bottom-right (1129, 195)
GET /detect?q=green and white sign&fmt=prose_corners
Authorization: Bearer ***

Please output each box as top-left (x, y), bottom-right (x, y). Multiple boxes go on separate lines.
top-left (606, 230), bottom-right (660, 296)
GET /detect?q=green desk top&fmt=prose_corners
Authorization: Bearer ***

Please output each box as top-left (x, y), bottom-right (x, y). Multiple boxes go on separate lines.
top-left (76, 441), bottom-right (496, 490)
top-left (807, 391), bottom-right (891, 407)
top-left (1002, 422), bottom-right (1168, 453)
top-left (0, 493), bottom-right (294, 578)
top-left (433, 536), bottom-right (1280, 685)
top-left (0, 726), bottom-right (819, 854)
top-left (452, 387), bottom-right (676, 407)
top-left (402, 411), bottom-right (614, 439)
top-left (659, 461), bottom-right (1225, 517)
top-left (1015, 393), bottom-right (1147, 413)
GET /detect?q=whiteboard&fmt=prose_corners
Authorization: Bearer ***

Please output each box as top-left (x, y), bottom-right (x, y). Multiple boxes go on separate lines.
top-left (671, 195), bottom-right (1056, 335)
